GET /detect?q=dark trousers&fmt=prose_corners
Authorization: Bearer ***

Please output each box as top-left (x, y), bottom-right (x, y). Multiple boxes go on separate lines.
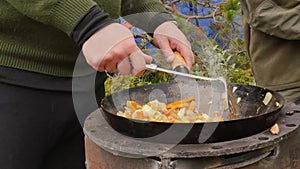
top-left (0, 80), bottom-right (102, 169)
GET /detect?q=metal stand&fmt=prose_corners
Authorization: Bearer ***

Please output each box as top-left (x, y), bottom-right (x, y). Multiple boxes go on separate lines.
top-left (84, 109), bottom-right (300, 169)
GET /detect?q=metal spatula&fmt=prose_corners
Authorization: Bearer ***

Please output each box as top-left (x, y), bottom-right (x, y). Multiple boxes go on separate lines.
top-left (146, 52), bottom-right (240, 119)
top-left (145, 63), bottom-right (221, 81)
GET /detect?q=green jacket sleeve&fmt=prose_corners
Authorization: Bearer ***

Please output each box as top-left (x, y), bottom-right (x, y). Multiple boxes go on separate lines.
top-left (121, 0), bottom-right (174, 33)
top-left (245, 0), bottom-right (300, 40)
top-left (5, 0), bottom-right (97, 35)
top-left (121, 0), bottom-right (166, 14)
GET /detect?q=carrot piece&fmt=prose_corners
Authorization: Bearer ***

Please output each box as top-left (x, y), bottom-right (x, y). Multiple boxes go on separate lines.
top-left (170, 103), bottom-right (189, 109)
top-left (129, 101), bottom-right (142, 111)
top-left (165, 107), bottom-right (175, 116)
top-left (136, 111), bottom-right (145, 120)
top-left (166, 96), bottom-right (195, 109)
top-left (169, 119), bottom-right (177, 123)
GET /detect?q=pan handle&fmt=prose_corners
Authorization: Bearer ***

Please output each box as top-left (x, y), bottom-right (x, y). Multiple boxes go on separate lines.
top-left (171, 51), bottom-right (190, 73)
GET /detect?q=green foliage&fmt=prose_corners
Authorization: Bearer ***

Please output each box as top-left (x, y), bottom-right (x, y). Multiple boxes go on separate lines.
top-left (175, 11), bottom-right (254, 85)
top-left (105, 72), bottom-right (173, 96)
top-left (220, 0), bottom-right (240, 22)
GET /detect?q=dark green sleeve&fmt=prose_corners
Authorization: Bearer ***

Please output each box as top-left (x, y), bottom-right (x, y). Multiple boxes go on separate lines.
top-left (5, 0), bottom-right (97, 35)
top-left (121, 0), bottom-right (175, 33)
top-left (121, 0), bottom-right (167, 14)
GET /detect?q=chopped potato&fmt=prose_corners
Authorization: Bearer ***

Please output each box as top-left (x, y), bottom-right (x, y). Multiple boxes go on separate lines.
top-left (116, 97), bottom-right (225, 123)
top-left (270, 123), bottom-right (280, 135)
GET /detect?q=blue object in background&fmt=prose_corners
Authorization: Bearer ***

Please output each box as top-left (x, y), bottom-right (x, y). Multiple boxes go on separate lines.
top-left (171, 0), bottom-right (243, 48)
top-left (119, 17), bottom-right (159, 56)
top-left (120, 0), bottom-right (243, 50)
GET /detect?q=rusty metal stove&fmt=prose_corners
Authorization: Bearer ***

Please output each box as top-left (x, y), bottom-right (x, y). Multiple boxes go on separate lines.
top-left (84, 108), bottom-right (300, 169)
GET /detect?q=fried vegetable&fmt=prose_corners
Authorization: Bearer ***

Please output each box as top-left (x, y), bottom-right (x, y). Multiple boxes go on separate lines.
top-left (263, 92), bottom-right (272, 105)
top-left (117, 96), bottom-right (225, 123)
top-left (270, 123), bottom-right (280, 135)
top-left (166, 96), bottom-right (195, 109)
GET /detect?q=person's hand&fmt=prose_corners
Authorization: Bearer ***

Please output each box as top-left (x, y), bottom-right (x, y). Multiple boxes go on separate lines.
top-left (153, 21), bottom-right (194, 70)
top-left (82, 23), bottom-right (152, 75)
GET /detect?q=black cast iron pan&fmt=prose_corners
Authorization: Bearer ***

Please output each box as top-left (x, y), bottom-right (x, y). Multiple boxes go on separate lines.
top-left (100, 81), bottom-right (284, 144)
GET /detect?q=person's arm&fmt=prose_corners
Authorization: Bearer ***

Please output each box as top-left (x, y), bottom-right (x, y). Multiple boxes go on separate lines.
top-left (5, 0), bottom-right (152, 75)
top-left (244, 0), bottom-right (300, 40)
top-left (5, 0), bottom-right (99, 35)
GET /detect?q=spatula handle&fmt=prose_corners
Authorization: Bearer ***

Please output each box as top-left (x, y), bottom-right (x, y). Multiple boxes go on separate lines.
top-left (172, 51), bottom-right (190, 73)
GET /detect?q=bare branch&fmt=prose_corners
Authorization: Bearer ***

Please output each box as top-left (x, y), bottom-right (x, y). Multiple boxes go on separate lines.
top-left (162, 0), bottom-right (222, 23)
top-left (195, 1), bottom-right (220, 9)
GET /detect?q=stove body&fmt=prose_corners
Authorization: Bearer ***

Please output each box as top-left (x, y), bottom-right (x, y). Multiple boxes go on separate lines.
top-left (84, 109), bottom-right (300, 169)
